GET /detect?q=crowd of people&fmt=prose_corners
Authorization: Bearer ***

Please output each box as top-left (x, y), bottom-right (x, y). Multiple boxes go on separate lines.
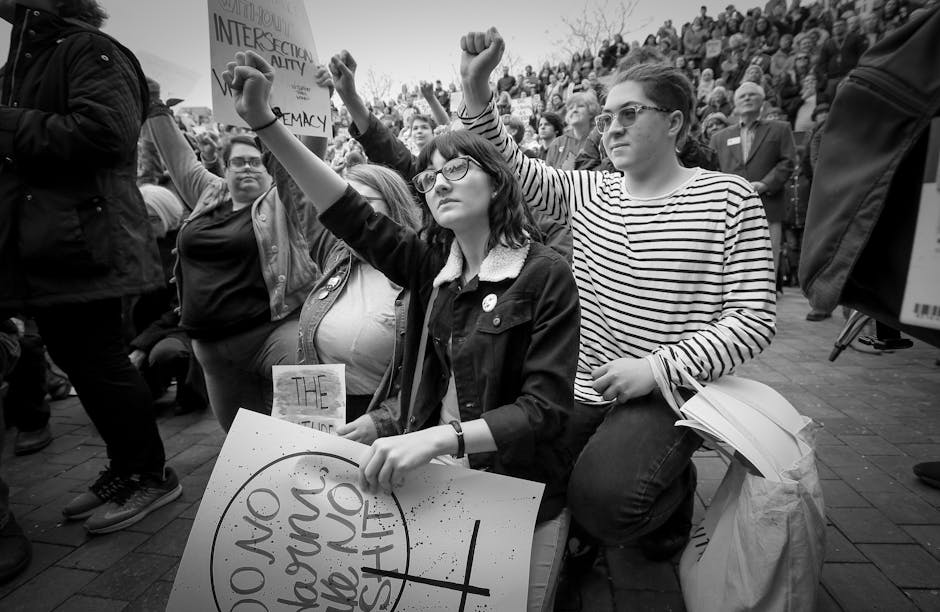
top-left (1, 0), bottom-right (936, 607)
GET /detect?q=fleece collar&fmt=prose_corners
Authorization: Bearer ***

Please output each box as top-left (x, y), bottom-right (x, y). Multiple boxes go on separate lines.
top-left (433, 240), bottom-right (531, 287)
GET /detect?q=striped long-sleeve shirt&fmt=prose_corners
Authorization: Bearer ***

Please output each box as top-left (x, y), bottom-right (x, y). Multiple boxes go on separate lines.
top-left (461, 97), bottom-right (777, 404)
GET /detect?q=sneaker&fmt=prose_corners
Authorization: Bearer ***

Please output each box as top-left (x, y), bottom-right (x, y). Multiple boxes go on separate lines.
top-left (858, 335), bottom-right (914, 351)
top-left (14, 424), bottom-right (53, 456)
top-left (84, 467), bottom-right (182, 535)
top-left (62, 469), bottom-right (133, 521)
top-left (0, 514), bottom-right (31, 584)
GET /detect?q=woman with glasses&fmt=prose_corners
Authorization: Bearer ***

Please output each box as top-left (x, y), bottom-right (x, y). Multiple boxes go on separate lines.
top-left (144, 99), bottom-right (327, 431)
top-left (458, 28), bottom-right (775, 570)
top-left (224, 50), bottom-right (581, 611)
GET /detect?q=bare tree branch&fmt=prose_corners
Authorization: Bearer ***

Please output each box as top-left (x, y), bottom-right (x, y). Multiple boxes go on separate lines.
top-left (555, 0), bottom-right (650, 59)
top-left (361, 68), bottom-right (392, 105)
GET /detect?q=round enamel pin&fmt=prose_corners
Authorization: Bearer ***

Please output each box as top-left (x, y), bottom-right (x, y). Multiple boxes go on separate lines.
top-left (326, 276), bottom-right (341, 289)
top-left (482, 294), bottom-right (498, 312)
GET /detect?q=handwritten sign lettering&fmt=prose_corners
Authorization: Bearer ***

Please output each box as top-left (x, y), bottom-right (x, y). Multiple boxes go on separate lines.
top-left (272, 364), bottom-right (345, 433)
top-left (168, 411), bottom-right (544, 610)
top-left (207, 0), bottom-right (331, 136)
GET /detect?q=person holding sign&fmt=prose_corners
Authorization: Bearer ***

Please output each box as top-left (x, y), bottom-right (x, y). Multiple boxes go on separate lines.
top-left (143, 83), bottom-right (330, 431)
top-left (223, 49), bottom-right (581, 611)
top-left (457, 28), bottom-right (775, 567)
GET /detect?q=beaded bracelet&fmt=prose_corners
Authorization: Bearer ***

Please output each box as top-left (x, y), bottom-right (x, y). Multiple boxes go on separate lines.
top-left (251, 107), bottom-right (283, 132)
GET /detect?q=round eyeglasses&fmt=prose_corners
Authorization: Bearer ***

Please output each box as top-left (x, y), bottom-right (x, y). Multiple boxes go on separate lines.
top-left (594, 104), bottom-right (672, 134)
top-left (412, 155), bottom-right (481, 194)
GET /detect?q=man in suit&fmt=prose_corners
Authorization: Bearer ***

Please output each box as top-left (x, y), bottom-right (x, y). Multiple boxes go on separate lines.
top-left (711, 82), bottom-right (796, 280)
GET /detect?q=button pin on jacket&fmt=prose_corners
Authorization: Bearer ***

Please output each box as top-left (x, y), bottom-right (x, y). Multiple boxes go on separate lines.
top-left (316, 290), bottom-right (329, 300)
top-left (482, 293), bottom-right (498, 312)
top-left (326, 276), bottom-right (341, 289)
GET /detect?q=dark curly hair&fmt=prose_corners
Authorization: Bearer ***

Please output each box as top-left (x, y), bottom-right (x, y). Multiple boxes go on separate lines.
top-left (55, 0), bottom-right (108, 27)
top-left (415, 131), bottom-right (535, 254)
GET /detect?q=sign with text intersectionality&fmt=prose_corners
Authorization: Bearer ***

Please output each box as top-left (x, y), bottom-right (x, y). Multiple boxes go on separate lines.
top-left (207, 0), bottom-right (331, 136)
top-left (167, 410), bottom-right (544, 611)
top-left (272, 364), bottom-right (346, 434)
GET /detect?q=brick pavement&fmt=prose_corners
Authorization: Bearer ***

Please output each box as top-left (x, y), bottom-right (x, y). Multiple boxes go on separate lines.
top-left (1, 291), bottom-right (938, 611)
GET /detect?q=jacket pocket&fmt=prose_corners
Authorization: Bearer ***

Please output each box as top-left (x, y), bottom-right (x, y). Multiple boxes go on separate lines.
top-left (20, 195), bottom-right (113, 276)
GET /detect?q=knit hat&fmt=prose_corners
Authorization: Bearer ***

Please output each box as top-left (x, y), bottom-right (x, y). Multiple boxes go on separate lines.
top-left (140, 184), bottom-right (184, 238)
top-left (734, 81), bottom-right (766, 101)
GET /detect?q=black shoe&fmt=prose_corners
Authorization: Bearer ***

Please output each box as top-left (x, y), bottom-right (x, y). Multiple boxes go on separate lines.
top-left (913, 462), bottom-right (940, 490)
top-left (858, 335), bottom-right (914, 351)
top-left (638, 464), bottom-right (696, 562)
top-left (806, 310), bottom-right (831, 322)
top-left (0, 515), bottom-right (32, 584)
top-left (564, 522), bottom-right (600, 577)
top-left (14, 424), bottom-right (53, 456)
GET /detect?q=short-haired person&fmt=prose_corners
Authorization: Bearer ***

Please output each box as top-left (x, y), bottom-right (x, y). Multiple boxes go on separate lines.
top-left (144, 85), bottom-right (327, 432)
top-left (225, 50), bottom-right (581, 611)
top-left (537, 112), bottom-right (565, 159)
top-left (0, 0), bottom-right (180, 534)
top-left (710, 82), bottom-right (796, 282)
top-left (459, 28), bottom-right (775, 563)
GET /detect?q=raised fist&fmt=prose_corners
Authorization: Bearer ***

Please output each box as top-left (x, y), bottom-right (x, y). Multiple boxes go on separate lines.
top-left (459, 27), bottom-right (504, 84)
top-left (329, 50), bottom-right (358, 101)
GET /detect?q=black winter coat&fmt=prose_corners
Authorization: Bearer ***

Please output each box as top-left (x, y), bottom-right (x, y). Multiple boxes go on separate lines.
top-left (0, 6), bottom-right (162, 309)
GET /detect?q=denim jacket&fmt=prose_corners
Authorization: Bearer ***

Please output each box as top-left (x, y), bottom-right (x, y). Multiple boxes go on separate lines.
top-left (321, 186), bottom-right (581, 522)
top-left (298, 243), bottom-right (409, 438)
top-left (143, 110), bottom-right (322, 323)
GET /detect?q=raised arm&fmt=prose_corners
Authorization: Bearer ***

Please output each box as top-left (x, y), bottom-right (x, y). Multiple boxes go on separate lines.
top-left (328, 51), bottom-right (421, 181)
top-left (458, 28), bottom-right (604, 225)
top-left (419, 80), bottom-right (451, 128)
top-left (223, 50), bottom-right (436, 288)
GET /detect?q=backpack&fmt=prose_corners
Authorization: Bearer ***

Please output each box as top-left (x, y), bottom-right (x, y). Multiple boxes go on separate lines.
top-left (799, 6), bottom-right (940, 348)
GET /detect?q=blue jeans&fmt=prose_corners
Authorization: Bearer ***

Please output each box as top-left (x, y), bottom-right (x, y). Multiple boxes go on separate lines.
top-left (566, 391), bottom-right (701, 545)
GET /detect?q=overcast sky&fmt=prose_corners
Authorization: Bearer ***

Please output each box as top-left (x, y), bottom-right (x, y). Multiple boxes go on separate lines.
top-left (0, 0), bottom-right (731, 107)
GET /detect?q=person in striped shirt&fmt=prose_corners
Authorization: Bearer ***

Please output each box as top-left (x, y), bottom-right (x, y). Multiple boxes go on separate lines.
top-left (458, 28), bottom-right (776, 563)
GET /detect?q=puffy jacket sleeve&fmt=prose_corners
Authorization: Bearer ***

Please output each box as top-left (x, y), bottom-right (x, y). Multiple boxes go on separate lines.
top-left (0, 33), bottom-right (143, 168)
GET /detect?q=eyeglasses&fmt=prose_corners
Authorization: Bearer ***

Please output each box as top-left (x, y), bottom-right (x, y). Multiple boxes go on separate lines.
top-left (412, 155), bottom-right (480, 194)
top-left (594, 104), bottom-right (672, 133)
top-left (228, 156), bottom-right (265, 170)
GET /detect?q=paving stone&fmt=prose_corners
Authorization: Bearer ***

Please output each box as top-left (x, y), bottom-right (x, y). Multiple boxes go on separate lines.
top-left (828, 508), bottom-right (913, 544)
top-left (57, 531), bottom-right (149, 571)
top-left (821, 480), bottom-right (871, 508)
top-left (825, 525), bottom-right (867, 563)
top-left (903, 526), bottom-right (940, 561)
top-left (897, 444), bottom-right (940, 460)
top-left (816, 586), bottom-right (843, 611)
top-left (0, 566), bottom-right (98, 612)
top-left (859, 490), bottom-right (940, 524)
top-left (24, 517), bottom-right (92, 548)
top-left (0, 542), bottom-right (73, 599)
top-left (179, 500), bottom-right (200, 520)
top-left (817, 445), bottom-right (868, 467)
top-left (170, 444), bottom-right (219, 477)
top-left (54, 595), bottom-right (128, 611)
top-left (858, 544), bottom-right (940, 589)
top-left (822, 563), bottom-right (919, 612)
top-left (839, 435), bottom-right (905, 456)
top-left (44, 444), bottom-right (104, 466)
top-left (872, 425), bottom-right (938, 445)
top-left (691, 455), bottom-right (728, 480)
top-left (124, 580), bottom-right (174, 612)
top-left (606, 545), bottom-right (680, 592)
top-left (135, 518), bottom-right (193, 557)
top-left (904, 589), bottom-right (940, 611)
top-left (81, 552), bottom-right (177, 601)
top-left (831, 463), bottom-right (905, 493)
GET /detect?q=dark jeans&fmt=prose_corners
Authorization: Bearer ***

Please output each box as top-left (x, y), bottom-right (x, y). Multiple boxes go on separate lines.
top-left (3, 330), bottom-right (50, 432)
top-left (32, 298), bottom-right (166, 477)
top-left (566, 391), bottom-right (701, 545)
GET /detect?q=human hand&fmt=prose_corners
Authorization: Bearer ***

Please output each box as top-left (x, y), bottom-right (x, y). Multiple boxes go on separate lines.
top-left (129, 349), bottom-right (146, 369)
top-left (328, 50), bottom-right (358, 101)
top-left (358, 426), bottom-right (453, 493)
top-left (750, 181), bottom-right (767, 194)
top-left (312, 64), bottom-right (334, 96)
top-left (196, 132), bottom-right (220, 159)
top-left (460, 27), bottom-right (505, 85)
top-left (591, 357), bottom-right (656, 404)
top-left (419, 80), bottom-right (434, 100)
top-left (336, 414), bottom-right (379, 445)
top-left (221, 50), bottom-right (276, 127)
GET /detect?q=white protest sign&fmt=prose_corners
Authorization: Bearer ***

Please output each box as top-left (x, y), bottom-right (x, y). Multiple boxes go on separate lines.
top-left (168, 410), bottom-right (544, 611)
top-left (272, 364), bottom-right (346, 433)
top-left (207, 0), bottom-right (331, 136)
top-left (705, 39), bottom-right (723, 59)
